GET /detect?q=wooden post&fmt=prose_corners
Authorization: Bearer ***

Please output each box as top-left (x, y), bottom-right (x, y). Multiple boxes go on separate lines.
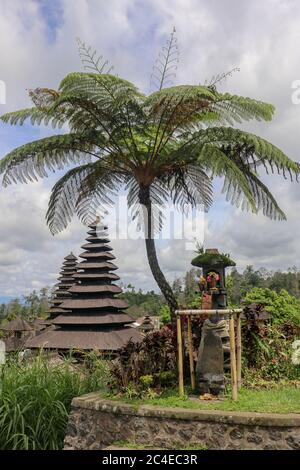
top-left (177, 315), bottom-right (184, 396)
top-left (229, 314), bottom-right (238, 401)
top-left (187, 316), bottom-right (196, 391)
top-left (236, 312), bottom-right (242, 390)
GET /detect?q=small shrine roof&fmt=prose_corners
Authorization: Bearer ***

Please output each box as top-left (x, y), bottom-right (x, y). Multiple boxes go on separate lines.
top-left (191, 249), bottom-right (236, 268)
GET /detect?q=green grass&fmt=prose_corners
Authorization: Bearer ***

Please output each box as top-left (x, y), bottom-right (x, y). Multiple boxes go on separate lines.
top-left (0, 354), bottom-right (109, 450)
top-left (106, 386), bottom-right (300, 414)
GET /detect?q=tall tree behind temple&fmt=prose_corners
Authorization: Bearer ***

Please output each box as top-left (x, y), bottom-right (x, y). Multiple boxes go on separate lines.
top-left (0, 288), bottom-right (51, 322)
top-left (227, 265), bottom-right (300, 305)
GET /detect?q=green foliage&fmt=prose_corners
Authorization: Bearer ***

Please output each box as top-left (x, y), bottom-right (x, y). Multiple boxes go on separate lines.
top-left (108, 327), bottom-right (177, 397)
top-left (227, 265), bottom-right (300, 306)
top-left (243, 287), bottom-right (300, 326)
top-left (119, 386), bottom-right (300, 414)
top-left (120, 286), bottom-right (163, 318)
top-left (159, 304), bottom-right (171, 325)
top-left (0, 354), bottom-right (110, 450)
top-left (191, 250), bottom-right (235, 268)
top-left (0, 288), bottom-right (51, 323)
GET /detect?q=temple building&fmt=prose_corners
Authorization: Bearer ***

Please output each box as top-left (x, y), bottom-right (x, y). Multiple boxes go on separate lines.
top-left (26, 222), bottom-right (141, 353)
top-left (0, 318), bottom-right (34, 352)
top-left (47, 253), bottom-right (78, 320)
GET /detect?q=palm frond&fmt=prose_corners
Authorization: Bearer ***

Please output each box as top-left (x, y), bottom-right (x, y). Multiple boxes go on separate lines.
top-left (167, 164), bottom-right (213, 211)
top-left (0, 132), bottom-right (105, 186)
top-left (46, 161), bottom-right (123, 234)
top-left (195, 127), bottom-right (299, 179)
top-left (199, 145), bottom-right (257, 213)
top-left (75, 164), bottom-right (124, 225)
top-left (205, 67), bottom-right (240, 90)
top-left (150, 27), bottom-right (179, 92)
top-left (211, 93), bottom-right (275, 124)
top-left (46, 164), bottom-right (95, 234)
top-left (58, 73), bottom-right (143, 111)
top-left (0, 107), bottom-right (66, 129)
top-left (77, 38), bottom-right (114, 74)
top-left (28, 88), bottom-right (60, 109)
top-left (246, 171), bottom-right (287, 220)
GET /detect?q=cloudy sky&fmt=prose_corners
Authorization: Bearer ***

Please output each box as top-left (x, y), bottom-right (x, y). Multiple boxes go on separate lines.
top-left (0, 0), bottom-right (300, 300)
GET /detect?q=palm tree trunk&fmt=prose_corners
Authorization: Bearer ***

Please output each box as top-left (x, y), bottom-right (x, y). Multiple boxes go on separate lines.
top-left (139, 185), bottom-right (178, 321)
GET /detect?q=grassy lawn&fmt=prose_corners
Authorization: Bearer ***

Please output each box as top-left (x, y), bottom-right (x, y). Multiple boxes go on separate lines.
top-left (107, 386), bottom-right (300, 414)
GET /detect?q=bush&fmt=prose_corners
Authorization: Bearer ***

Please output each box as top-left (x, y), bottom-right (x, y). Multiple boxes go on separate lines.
top-left (0, 353), bottom-right (109, 450)
top-left (108, 327), bottom-right (177, 397)
top-left (159, 305), bottom-right (171, 325)
top-left (243, 288), bottom-right (300, 326)
top-left (241, 302), bottom-right (300, 381)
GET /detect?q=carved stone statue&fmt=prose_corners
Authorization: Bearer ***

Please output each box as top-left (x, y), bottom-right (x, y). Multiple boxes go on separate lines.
top-left (191, 248), bottom-right (236, 396)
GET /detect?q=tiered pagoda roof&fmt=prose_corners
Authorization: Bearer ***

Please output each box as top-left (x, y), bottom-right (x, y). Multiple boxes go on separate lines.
top-left (47, 253), bottom-right (78, 320)
top-left (26, 222), bottom-right (141, 352)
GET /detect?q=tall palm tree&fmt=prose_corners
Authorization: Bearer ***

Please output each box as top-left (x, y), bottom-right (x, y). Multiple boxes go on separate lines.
top-left (0, 33), bottom-right (299, 319)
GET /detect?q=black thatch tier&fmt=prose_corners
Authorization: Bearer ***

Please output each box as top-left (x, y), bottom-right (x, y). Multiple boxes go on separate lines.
top-left (52, 313), bottom-right (135, 325)
top-left (85, 236), bottom-right (110, 242)
top-left (55, 282), bottom-right (74, 288)
top-left (76, 261), bottom-right (118, 270)
top-left (60, 298), bottom-right (128, 310)
top-left (51, 298), bottom-right (65, 305)
top-left (26, 327), bottom-right (141, 351)
top-left (69, 284), bottom-right (122, 294)
top-left (60, 269), bottom-right (76, 274)
top-left (51, 292), bottom-right (71, 301)
top-left (48, 307), bottom-right (72, 314)
top-left (79, 251), bottom-right (115, 260)
top-left (72, 272), bottom-right (120, 281)
top-left (87, 229), bottom-right (101, 235)
top-left (81, 243), bottom-right (113, 250)
top-left (47, 252), bottom-right (78, 320)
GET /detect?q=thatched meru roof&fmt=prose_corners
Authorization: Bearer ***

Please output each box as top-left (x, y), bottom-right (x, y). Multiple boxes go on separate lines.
top-left (47, 252), bottom-right (77, 319)
top-left (26, 222), bottom-right (141, 352)
top-left (0, 317), bottom-right (33, 332)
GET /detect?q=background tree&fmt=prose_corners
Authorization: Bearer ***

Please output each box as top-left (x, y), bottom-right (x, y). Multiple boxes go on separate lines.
top-left (0, 32), bottom-right (299, 320)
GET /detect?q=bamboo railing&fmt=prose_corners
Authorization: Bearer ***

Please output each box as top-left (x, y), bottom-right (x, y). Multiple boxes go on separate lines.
top-left (175, 309), bottom-right (243, 401)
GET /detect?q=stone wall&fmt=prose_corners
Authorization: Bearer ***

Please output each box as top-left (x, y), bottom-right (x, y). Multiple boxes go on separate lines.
top-left (64, 393), bottom-right (300, 450)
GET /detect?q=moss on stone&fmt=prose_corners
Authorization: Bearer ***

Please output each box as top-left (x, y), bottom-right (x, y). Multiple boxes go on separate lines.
top-left (191, 252), bottom-right (236, 268)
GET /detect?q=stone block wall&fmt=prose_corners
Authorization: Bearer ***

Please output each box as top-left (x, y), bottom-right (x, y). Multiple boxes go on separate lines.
top-left (64, 393), bottom-right (300, 450)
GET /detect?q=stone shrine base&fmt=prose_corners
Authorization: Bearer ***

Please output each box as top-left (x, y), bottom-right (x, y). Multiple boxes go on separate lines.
top-left (64, 393), bottom-right (300, 450)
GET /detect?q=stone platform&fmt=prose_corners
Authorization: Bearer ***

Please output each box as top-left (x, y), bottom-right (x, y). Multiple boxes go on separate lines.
top-left (64, 393), bottom-right (300, 450)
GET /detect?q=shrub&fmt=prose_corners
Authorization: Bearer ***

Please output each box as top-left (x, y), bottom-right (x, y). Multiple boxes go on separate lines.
top-left (159, 304), bottom-right (171, 325)
top-left (243, 288), bottom-right (300, 326)
top-left (0, 353), bottom-right (109, 450)
top-left (241, 302), bottom-right (300, 380)
top-left (108, 326), bottom-right (177, 397)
